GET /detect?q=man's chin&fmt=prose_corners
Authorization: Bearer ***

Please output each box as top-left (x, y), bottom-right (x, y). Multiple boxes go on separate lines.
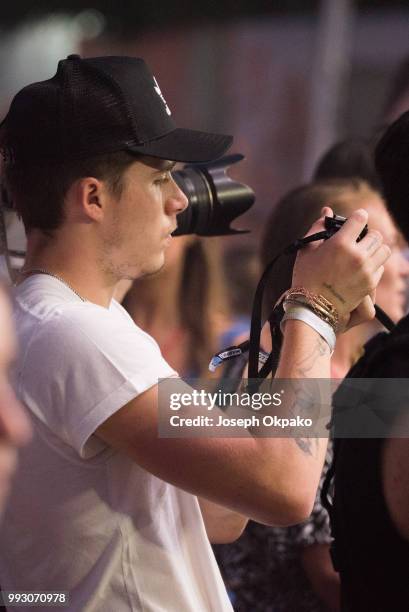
top-left (140, 258), bottom-right (166, 278)
top-left (119, 256), bottom-right (165, 281)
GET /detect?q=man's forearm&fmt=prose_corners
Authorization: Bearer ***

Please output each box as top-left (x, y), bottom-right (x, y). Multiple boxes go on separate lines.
top-left (211, 319), bottom-right (330, 524)
top-left (275, 319), bottom-right (330, 459)
top-left (242, 320), bottom-right (330, 523)
top-left (276, 319), bottom-right (331, 379)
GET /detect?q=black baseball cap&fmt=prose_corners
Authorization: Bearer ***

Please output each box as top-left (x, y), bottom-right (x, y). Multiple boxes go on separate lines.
top-left (1, 54), bottom-right (233, 164)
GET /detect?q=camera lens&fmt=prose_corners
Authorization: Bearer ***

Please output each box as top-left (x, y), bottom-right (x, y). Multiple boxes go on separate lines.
top-left (172, 154), bottom-right (255, 237)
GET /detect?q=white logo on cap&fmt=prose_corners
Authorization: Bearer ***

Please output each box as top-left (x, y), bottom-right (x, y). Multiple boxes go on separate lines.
top-left (153, 76), bottom-right (171, 116)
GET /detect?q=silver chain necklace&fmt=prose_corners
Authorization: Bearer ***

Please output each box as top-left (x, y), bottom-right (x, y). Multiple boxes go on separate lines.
top-left (17, 268), bottom-right (86, 302)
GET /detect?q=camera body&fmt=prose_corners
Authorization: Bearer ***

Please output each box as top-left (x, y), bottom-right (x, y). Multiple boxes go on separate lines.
top-left (324, 214), bottom-right (368, 242)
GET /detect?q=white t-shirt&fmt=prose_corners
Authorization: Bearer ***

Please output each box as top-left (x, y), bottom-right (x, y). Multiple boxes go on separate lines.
top-left (0, 275), bottom-right (233, 612)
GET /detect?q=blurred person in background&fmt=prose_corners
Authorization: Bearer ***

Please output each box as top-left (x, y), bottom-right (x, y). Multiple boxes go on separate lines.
top-left (313, 139), bottom-right (381, 192)
top-left (215, 176), bottom-right (408, 612)
top-left (321, 109), bottom-right (409, 612)
top-left (313, 137), bottom-right (409, 359)
top-left (0, 282), bottom-right (31, 518)
top-left (123, 235), bottom-right (230, 377)
top-left (123, 238), bottom-right (260, 379)
top-left (262, 178), bottom-right (409, 378)
top-left (380, 55), bottom-right (409, 127)
top-left (219, 244), bottom-right (259, 349)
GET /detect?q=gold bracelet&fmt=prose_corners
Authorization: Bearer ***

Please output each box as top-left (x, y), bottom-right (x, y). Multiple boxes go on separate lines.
top-left (281, 287), bottom-right (340, 332)
top-left (285, 291), bottom-right (339, 330)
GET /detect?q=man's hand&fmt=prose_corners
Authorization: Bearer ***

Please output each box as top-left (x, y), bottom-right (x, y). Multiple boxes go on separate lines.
top-left (292, 207), bottom-right (391, 332)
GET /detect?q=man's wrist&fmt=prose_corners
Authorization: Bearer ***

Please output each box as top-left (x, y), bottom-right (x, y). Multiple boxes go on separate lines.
top-left (281, 306), bottom-right (336, 354)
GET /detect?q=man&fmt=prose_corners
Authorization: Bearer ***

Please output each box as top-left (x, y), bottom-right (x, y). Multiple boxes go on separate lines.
top-left (0, 55), bottom-right (388, 611)
top-left (324, 112), bottom-right (409, 612)
top-left (0, 283), bottom-right (31, 518)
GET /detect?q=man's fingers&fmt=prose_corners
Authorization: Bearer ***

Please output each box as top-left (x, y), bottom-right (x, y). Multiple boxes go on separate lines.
top-left (303, 206), bottom-right (334, 238)
top-left (321, 206), bottom-right (333, 218)
top-left (348, 295), bottom-right (376, 330)
top-left (368, 244), bottom-right (391, 272)
top-left (359, 229), bottom-right (383, 255)
top-left (372, 265), bottom-right (385, 287)
top-left (336, 208), bottom-right (368, 242)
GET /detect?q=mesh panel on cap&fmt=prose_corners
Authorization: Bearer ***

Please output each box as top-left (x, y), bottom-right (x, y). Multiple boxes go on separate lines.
top-left (61, 59), bottom-right (137, 160)
top-left (6, 81), bottom-right (60, 160)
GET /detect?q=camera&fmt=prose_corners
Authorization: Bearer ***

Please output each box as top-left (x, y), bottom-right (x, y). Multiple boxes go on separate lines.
top-left (172, 153), bottom-right (255, 236)
top-left (324, 214), bottom-right (368, 242)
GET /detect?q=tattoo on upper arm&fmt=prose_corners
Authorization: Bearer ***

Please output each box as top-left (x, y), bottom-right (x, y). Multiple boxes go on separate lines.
top-left (323, 282), bottom-right (346, 304)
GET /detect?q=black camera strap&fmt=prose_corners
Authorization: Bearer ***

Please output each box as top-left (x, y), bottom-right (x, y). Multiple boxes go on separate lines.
top-left (210, 225), bottom-right (395, 386)
top-left (248, 230), bottom-right (331, 380)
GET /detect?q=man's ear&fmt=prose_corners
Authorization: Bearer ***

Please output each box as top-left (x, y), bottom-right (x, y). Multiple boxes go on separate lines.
top-left (72, 177), bottom-right (106, 221)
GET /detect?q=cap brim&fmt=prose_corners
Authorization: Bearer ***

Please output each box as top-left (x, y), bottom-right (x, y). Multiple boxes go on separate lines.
top-left (126, 127), bottom-right (233, 163)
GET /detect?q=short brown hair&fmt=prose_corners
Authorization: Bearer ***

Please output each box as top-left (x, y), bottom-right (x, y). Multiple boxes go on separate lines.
top-left (1, 150), bottom-right (137, 234)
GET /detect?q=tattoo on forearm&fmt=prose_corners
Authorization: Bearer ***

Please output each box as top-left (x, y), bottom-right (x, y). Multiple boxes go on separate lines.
top-left (294, 438), bottom-right (315, 455)
top-left (291, 381), bottom-right (321, 457)
top-left (279, 379), bottom-right (322, 458)
top-left (274, 334), bottom-right (329, 458)
top-left (294, 337), bottom-right (329, 377)
top-left (323, 282), bottom-right (346, 304)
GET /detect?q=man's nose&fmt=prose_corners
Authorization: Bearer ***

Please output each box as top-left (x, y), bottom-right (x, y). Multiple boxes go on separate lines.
top-left (168, 179), bottom-right (189, 214)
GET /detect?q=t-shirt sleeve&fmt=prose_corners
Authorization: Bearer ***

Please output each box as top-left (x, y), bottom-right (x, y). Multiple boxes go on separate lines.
top-left (19, 304), bottom-right (177, 458)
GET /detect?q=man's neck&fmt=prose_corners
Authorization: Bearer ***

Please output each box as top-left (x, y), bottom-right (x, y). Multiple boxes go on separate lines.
top-left (22, 230), bottom-right (117, 308)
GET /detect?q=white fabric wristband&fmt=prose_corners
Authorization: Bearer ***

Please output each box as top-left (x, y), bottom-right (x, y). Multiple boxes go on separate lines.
top-left (281, 305), bottom-right (336, 354)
